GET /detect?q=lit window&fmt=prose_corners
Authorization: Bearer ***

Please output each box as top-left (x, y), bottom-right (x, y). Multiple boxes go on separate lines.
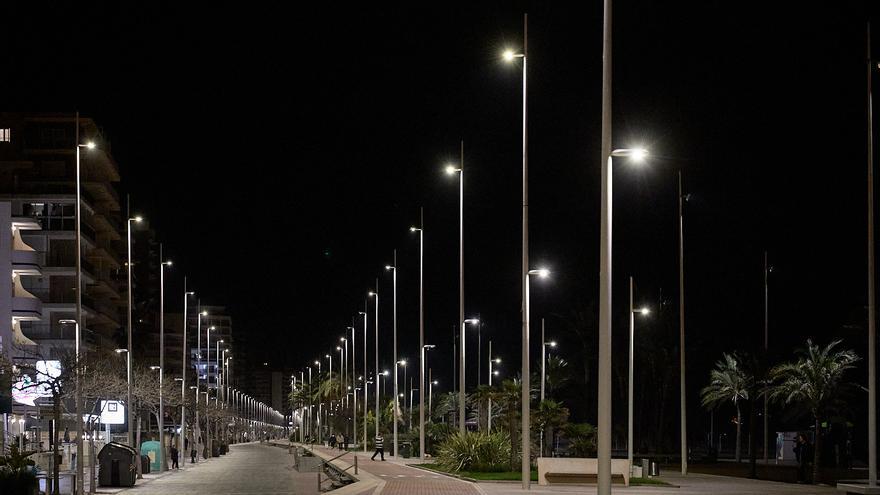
top-left (0, 129), bottom-right (9, 142)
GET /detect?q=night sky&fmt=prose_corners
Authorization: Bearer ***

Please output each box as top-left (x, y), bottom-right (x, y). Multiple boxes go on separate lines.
top-left (3, 2), bottom-right (880, 434)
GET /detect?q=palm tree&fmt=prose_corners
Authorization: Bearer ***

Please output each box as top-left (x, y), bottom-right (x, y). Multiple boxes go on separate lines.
top-left (534, 399), bottom-right (569, 456)
top-left (768, 339), bottom-right (858, 483)
top-left (700, 352), bottom-right (752, 462)
top-left (544, 356), bottom-right (571, 399)
top-left (494, 379), bottom-right (522, 469)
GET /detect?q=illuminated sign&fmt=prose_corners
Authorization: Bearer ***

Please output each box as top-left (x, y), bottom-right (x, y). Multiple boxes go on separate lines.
top-left (12, 361), bottom-right (61, 406)
top-left (99, 400), bottom-right (126, 425)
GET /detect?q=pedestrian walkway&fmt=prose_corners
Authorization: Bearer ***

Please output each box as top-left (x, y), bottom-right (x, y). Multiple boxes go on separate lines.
top-left (474, 471), bottom-right (840, 495)
top-left (102, 442), bottom-right (318, 494)
top-left (301, 442), bottom-right (481, 495)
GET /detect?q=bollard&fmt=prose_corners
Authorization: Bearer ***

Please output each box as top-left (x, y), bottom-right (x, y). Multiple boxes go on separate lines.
top-left (354, 455), bottom-right (358, 475)
top-left (317, 472), bottom-right (321, 492)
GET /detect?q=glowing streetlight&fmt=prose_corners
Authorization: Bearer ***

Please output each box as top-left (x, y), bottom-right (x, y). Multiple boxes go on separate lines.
top-left (598, 144), bottom-right (651, 492)
top-left (124, 212), bottom-right (142, 449)
top-left (628, 276), bottom-right (651, 472)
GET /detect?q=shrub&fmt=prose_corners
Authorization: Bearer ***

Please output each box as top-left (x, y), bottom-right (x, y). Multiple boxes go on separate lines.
top-left (562, 423), bottom-right (597, 458)
top-left (437, 431), bottom-right (511, 472)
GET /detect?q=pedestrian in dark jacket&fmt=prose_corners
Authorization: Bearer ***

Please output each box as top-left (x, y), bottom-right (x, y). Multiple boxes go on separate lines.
top-left (371, 434), bottom-right (385, 461)
top-left (170, 446), bottom-right (179, 469)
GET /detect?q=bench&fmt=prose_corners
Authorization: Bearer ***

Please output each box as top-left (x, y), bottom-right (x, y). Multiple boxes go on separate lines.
top-left (837, 483), bottom-right (880, 495)
top-left (537, 457), bottom-right (631, 486)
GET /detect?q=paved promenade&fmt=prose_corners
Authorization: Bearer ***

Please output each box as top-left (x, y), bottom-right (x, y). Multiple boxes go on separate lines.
top-left (297, 442), bottom-right (481, 495)
top-left (89, 439), bottom-right (842, 495)
top-left (300, 441), bottom-right (840, 495)
top-left (99, 442), bottom-right (318, 495)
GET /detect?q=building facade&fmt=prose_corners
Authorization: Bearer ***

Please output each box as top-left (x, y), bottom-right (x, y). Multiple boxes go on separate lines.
top-left (0, 113), bottom-right (125, 358)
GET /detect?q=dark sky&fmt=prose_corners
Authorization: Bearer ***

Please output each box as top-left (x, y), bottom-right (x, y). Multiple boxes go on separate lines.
top-left (3, 1), bottom-right (879, 429)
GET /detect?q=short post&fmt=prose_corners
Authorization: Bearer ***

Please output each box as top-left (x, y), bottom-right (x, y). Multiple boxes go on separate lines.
top-left (317, 472), bottom-right (321, 492)
top-left (354, 455), bottom-right (358, 475)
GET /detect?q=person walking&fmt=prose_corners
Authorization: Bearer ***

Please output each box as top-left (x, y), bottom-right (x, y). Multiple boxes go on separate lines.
top-left (170, 445), bottom-right (179, 470)
top-left (371, 433), bottom-right (385, 461)
top-left (794, 433), bottom-right (813, 483)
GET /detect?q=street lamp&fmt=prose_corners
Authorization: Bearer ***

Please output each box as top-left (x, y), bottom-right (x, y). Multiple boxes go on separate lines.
top-left (368, 288), bottom-right (379, 439)
top-left (488, 342), bottom-right (501, 431)
top-left (385, 255), bottom-right (399, 457)
top-left (459, 318), bottom-right (480, 433)
top-left (73, 112), bottom-right (95, 495)
top-left (502, 19), bottom-right (531, 487)
top-left (627, 276), bottom-right (650, 474)
top-left (359, 310), bottom-right (368, 452)
top-left (158, 249), bottom-right (171, 472)
top-left (598, 146), bottom-right (650, 494)
top-left (445, 147), bottom-right (467, 436)
top-left (429, 379), bottom-right (438, 416)
top-left (410, 211), bottom-right (426, 457)
top-left (540, 320), bottom-right (556, 403)
top-left (397, 359), bottom-right (408, 436)
top-left (181, 287), bottom-right (194, 465)
top-left (125, 214), bottom-right (142, 447)
top-left (381, 370), bottom-right (389, 398)
top-left (523, 267), bottom-right (550, 472)
top-left (205, 324), bottom-right (216, 456)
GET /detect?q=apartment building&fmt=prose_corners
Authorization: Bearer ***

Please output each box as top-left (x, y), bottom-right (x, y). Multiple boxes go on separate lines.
top-left (0, 113), bottom-right (125, 358)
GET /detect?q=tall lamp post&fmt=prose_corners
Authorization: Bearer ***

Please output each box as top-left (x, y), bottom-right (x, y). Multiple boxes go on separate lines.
top-left (74, 112), bottom-right (95, 495)
top-left (598, 140), bottom-right (649, 495)
top-left (410, 210), bottom-right (425, 458)
top-left (868, 23), bottom-right (877, 487)
top-left (488, 341), bottom-right (500, 431)
top-left (159, 248), bottom-right (172, 471)
top-left (678, 169), bottom-right (688, 475)
top-left (125, 214), bottom-right (142, 446)
top-left (420, 344), bottom-right (435, 457)
top-left (502, 15), bottom-right (529, 488)
top-left (385, 253), bottom-right (399, 456)
top-left (627, 276), bottom-right (649, 473)
top-left (206, 324), bottom-right (215, 456)
top-left (359, 310), bottom-right (368, 452)
top-left (444, 142), bottom-right (465, 435)
top-left (460, 318), bottom-right (480, 432)
top-left (181, 285), bottom-right (194, 465)
top-left (369, 287), bottom-right (379, 439)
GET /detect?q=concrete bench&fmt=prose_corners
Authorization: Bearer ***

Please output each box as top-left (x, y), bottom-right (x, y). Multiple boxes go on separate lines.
top-left (537, 457), bottom-right (630, 486)
top-left (837, 482), bottom-right (880, 494)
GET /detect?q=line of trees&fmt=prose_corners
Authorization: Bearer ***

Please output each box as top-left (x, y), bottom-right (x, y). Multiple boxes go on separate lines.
top-left (1, 344), bottom-right (222, 495)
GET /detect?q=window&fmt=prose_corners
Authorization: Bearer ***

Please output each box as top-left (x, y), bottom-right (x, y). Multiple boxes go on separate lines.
top-left (0, 128), bottom-right (9, 142)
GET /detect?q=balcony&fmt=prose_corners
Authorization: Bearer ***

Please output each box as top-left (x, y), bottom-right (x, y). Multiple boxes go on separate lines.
top-left (12, 249), bottom-right (41, 276)
top-left (12, 295), bottom-right (42, 320)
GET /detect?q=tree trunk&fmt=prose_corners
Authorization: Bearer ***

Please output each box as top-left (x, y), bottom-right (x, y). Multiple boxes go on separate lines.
top-left (735, 402), bottom-right (742, 463)
top-left (813, 418), bottom-right (821, 484)
top-left (52, 394), bottom-right (60, 495)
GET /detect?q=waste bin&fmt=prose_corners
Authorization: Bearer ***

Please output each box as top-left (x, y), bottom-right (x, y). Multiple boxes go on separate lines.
top-left (98, 442), bottom-right (138, 487)
top-left (140, 454), bottom-right (151, 474)
top-left (140, 441), bottom-right (162, 472)
top-left (400, 442), bottom-right (412, 459)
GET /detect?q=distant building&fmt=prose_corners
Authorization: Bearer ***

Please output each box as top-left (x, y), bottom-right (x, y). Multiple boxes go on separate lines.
top-left (188, 305), bottom-right (232, 397)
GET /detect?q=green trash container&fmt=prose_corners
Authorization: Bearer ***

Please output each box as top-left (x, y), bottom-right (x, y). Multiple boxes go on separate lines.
top-left (400, 442), bottom-right (412, 459)
top-left (140, 441), bottom-right (162, 472)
